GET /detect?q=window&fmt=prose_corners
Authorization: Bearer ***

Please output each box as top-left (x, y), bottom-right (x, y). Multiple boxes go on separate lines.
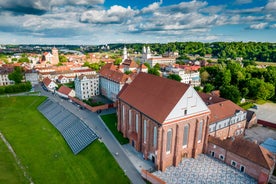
top-left (166, 129), bottom-right (172, 154)
top-left (211, 151), bottom-right (215, 157)
top-left (122, 105), bottom-right (125, 125)
top-left (183, 125), bottom-right (189, 148)
top-left (231, 160), bottom-right (237, 167)
top-left (240, 165), bottom-right (245, 172)
top-left (135, 114), bottom-right (139, 132)
top-left (128, 110), bottom-right (132, 127)
top-left (184, 109), bottom-right (187, 115)
top-left (219, 154), bottom-right (224, 160)
top-left (197, 121), bottom-right (203, 143)
top-left (143, 120), bottom-right (147, 143)
top-left (153, 127), bottom-right (157, 148)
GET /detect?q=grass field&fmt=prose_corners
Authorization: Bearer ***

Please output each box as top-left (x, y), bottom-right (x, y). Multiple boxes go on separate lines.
top-left (0, 96), bottom-right (129, 184)
top-left (100, 113), bottom-right (129, 145)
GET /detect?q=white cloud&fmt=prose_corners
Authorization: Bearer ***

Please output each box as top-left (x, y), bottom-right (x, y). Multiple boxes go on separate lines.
top-left (141, 2), bottom-right (161, 13)
top-left (249, 22), bottom-right (268, 29)
top-left (80, 5), bottom-right (138, 24)
top-left (265, 0), bottom-right (276, 11)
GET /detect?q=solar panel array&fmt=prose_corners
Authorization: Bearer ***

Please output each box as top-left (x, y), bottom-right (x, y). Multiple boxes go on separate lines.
top-left (38, 99), bottom-right (98, 154)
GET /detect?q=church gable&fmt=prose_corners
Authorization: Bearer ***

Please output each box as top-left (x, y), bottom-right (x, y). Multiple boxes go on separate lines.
top-left (164, 86), bottom-right (209, 123)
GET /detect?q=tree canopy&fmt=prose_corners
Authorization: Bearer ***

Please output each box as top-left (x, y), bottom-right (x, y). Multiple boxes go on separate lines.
top-left (8, 66), bottom-right (23, 84)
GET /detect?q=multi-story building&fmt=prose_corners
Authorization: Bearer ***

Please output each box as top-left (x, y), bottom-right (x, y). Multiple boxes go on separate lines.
top-left (199, 92), bottom-right (247, 139)
top-left (0, 66), bottom-right (14, 86)
top-left (164, 66), bottom-right (201, 87)
top-left (25, 70), bottom-right (39, 85)
top-left (74, 74), bottom-right (99, 100)
top-left (99, 63), bottom-right (131, 102)
top-left (117, 72), bottom-right (210, 171)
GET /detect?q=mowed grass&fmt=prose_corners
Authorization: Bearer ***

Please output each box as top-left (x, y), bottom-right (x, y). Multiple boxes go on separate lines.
top-left (0, 96), bottom-right (130, 184)
top-left (100, 113), bottom-right (129, 145)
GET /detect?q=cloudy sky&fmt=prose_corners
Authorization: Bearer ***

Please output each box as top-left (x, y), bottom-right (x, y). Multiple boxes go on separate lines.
top-left (0, 0), bottom-right (275, 45)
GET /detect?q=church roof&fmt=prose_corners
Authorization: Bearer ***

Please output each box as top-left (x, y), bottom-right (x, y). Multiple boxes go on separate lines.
top-left (118, 72), bottom-right (190, 123)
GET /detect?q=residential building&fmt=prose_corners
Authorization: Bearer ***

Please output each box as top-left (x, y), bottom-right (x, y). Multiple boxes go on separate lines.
top-left (99, 63), bottom-right (132, 102)
top-left (0, 66), bottom-right (14, 86)
top-left (207, 136), bottom-right (275, 183)
top-left (74, 74), bottom-right (99, 100)
top-left (199, 92), bottom-right (247, 140)
top-left (164, 66), bottom-right (201, 87)
top-left (25, 70), bottom-right (39, 85)
top-left (57, 75), bottom-right (70, 84)
top-left (56, 86), bottom-right (75, 99)
top-left (117, 72), bottom-right (210, 171)
top-left (42, 77), bottom-right (57, 92)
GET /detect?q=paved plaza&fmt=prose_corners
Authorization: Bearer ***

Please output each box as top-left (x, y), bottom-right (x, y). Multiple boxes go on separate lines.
top-left (153, 154), bottom-right (257, 184)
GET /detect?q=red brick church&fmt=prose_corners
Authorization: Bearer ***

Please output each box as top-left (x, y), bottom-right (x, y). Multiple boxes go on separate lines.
top-left (117, 72), bottom-right (210, 171)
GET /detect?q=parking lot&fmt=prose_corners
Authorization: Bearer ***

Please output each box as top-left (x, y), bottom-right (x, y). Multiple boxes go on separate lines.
top-left (249, 102), bottom-right (276, 124)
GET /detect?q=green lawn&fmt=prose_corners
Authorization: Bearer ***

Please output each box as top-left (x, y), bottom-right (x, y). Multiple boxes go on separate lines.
top-left (100, 113), bottom-right (129, 145)
top-left (0, 96), bottom-right (129, 184)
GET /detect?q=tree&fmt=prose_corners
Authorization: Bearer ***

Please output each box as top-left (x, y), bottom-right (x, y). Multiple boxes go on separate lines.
top-left (18, 57), bottom-right (29, 63)
top-left (114, 58), bottom-right (122, 65)
top-left (219, 85), bottom-right (241, 103)
top-left (8, 66), bottom-right (23, 84)
top-left (148, 68), bottom-right (160, 76)
top-left (167, 74), bottom-right (182, 82)
top-left (59, 55), bottom-right (67, 63)
top-left (200, 70), bottom-right (210, 84)
top-left (203, 83), bottom-right (214, 93)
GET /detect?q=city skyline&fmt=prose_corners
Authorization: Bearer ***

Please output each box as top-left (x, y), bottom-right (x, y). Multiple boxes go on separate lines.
top-left (0, 0), bottom-right (275, 45)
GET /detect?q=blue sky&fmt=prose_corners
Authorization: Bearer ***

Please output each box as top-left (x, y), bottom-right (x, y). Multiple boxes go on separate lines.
top-left (0, 0), bottom-right (275, 45)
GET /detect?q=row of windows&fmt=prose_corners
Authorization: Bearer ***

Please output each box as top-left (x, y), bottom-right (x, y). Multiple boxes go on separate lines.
top-left (210, 151), bottom-right (245, 173)
top-left (122, 105), bottom-right (204, 154)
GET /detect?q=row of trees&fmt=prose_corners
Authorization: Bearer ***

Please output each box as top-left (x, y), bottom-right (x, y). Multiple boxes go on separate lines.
top-left (104, 42), bottom-right (275, 62)
top-left (200, 60), bottom-right (276, 103)
top-left (0, 81), bottom-right (32, 94)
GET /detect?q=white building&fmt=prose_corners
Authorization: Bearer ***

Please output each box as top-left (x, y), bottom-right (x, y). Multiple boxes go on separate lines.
top-left (0, 66), bottom-right (14, 86)
top-left (140, 46), bottom-right (175, 67)
top-left (99, 63), bottom-right (131, 102)
top-left (74, 74), bottom-right (99, 100)
top-left (164, 66), bottom-right (201, 87)
top-left (25, 70), bottom-right (39, 85)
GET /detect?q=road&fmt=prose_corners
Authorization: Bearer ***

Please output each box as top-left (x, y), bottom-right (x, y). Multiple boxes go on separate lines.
top-left (36, 84), bottom-right (145, 184)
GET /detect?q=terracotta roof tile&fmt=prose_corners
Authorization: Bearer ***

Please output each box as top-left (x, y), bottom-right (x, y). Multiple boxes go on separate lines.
top-left (58, 86), bottom-right (72, 95)
top-left (209, 136), bottom-right (275, 169)
top-left (42, 77), bottom-right (52, 86)
top-left (99, 68), bottom-right (129, 83)
top-left (198, 92), bottom-right (244, 124)
top-left (118, 72), bottom-right (190, 123)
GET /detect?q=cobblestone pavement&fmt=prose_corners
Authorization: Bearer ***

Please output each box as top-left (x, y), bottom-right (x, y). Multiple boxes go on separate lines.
top-left (153, 154), bottom-right (256, 184)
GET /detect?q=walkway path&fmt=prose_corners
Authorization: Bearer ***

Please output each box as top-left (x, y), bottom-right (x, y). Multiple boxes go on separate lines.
top-left (36, 84), bottom-right (145, 184)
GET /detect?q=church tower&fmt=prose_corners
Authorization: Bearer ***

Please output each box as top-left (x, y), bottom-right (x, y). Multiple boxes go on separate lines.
top-left (51, 47), bottom-right (59, 65)
top-left (123, 46), bottom-right (128, 61)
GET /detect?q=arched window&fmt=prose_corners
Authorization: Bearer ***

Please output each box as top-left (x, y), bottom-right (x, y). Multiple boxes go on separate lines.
top-left (183, 125), bottom-right (189, 148)
top-left (153, 126), bottom-right (157, 148)
top-left (198, 120), bottom-right (203, 143)
top-left (166, 129), bottom-right (172, 154)
top-left (143, 120), bottom-right (147, 143)
top-left (122, 105), bottom-right (125, 125)
top-left (135, 114), bottom-right (139, 133)
top-left (128, 109), bottom-right (132, 127)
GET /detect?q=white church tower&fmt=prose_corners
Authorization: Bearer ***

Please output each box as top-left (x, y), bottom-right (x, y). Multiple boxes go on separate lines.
top-left (123, 46), bottom-right (128, 61)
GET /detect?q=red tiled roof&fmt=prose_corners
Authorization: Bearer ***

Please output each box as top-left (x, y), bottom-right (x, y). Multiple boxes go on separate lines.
top-left (42, 77), bottom-right (52, 86)
top-left (58, 75), bottom-right (65, 80)
top-left (99, 68), bottom-right (129, 83)
top-left (58, 86), bottom-right (72, 95)
top-left (209, 136), bottom-right (275, 170)
top-left (198, 92), bottom-right (244, 124)
top-left (118, 72), bottom-right (190, 123)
